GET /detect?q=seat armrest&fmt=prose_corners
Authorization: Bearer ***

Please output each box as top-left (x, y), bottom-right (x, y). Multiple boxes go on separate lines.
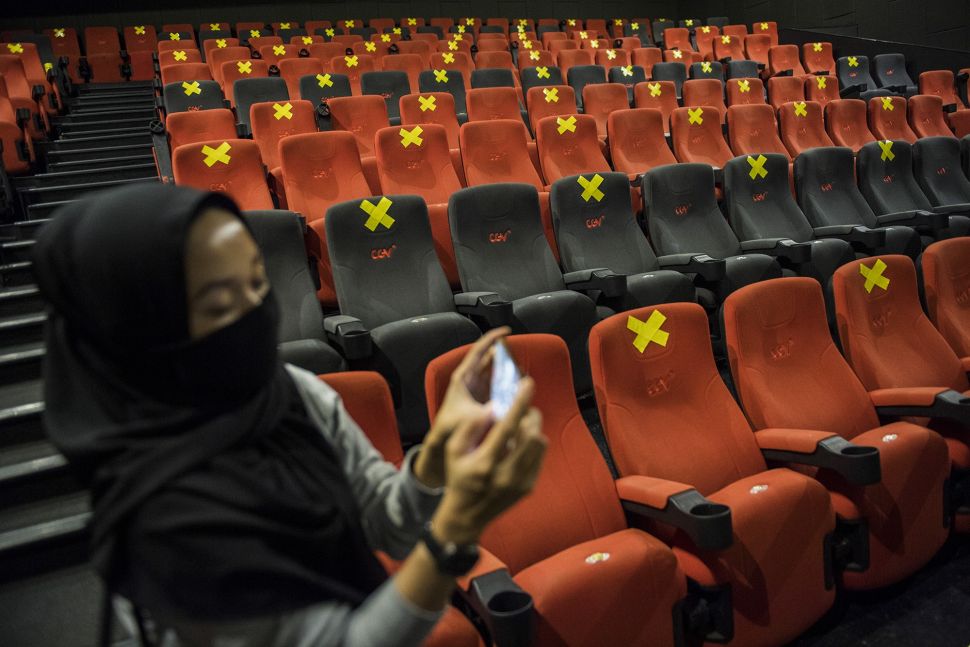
top-left (957, 72), bottom-right (969, 83)
top-left (656, 253), bottom-right (727, 281)
top-left (813, 69), bottom-right (830, 76)
top-left (813, 225), bottom-right (886, 251)
top-left (712, 167), bottom-right (724, 184)
top-left (235, 122), bottom-right (250, 138)
top-left (962, 356), bottom-right (970, 374)
top-left (775, 68), bottom-right (794, 77)
top-left (456, 548), bottom-right (535, 647)
top-left (871, 387), bottom-right (970, 425)
top-left (931, 203), bottom-right (970, 217)
top-left (323, 314), bottom-right (372, 359)
top-left (617, 475), bottom-right (733, 550)
top-left (454, 292), bottom-right (514, 327)
top-left (31, 84), bottom-right (46, 101)
top-left (875, 210), bottom-right (949, 231)
top-left (740, 238), bottom-right (812, 263)
top-left (943, 103), bottom-right (958, 114)
top-left (755, 429), bottom-right (881, 485)
top-left (562, 268), bottom-right (626, 297)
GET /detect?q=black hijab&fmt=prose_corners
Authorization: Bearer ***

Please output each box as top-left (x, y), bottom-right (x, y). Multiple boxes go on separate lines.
top-left (33, 184), bottom-right (386, 623)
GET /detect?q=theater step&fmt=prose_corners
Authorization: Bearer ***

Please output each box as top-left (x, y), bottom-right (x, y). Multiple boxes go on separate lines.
top-left (0, 286), bottom-right (44, 317)
top-left (0, 380), bottom-right (44, 448)
top-left (51, 107), bottom-right (155, 125)
top-left (0, 261), bottom-right (34, 287)
top-left (1, 240), bottom-right (36, 263)
top-left (0, 342), bottom-right (45, 384)
top-left (54, 117), bottom-right (149, 135)
top-left (0, 313), bottom-right (45, 346)
top-left (44, 143), bottom-right (154, 164)
top-left (23, 177), bottom-right (159, 216)
top-left (0, 441), bottom-right (76, 517)
top-left (47, 154), bottom-right (155, 173)
top-left (0, 221), bottom-right (49, 242)
top-left (15, 162), bottom-right (158, 189)
top-left (58, 126), bottom-right (146, 140)
top-left (38, 133), bottom-right (152, 153)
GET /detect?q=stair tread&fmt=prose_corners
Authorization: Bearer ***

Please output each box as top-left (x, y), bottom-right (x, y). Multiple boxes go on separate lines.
top-left (0, 492), bottom-right (90, 540)
top-left (0, 440), bottom-right (64, 476)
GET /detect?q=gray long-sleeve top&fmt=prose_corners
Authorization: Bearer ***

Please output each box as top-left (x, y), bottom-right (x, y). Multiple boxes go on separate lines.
top-left (125, 364), bottom-right (447, 647)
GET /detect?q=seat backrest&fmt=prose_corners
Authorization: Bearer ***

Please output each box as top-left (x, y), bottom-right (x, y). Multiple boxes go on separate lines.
top-left (726, 103), bottom-right (790, 159)
top-left (551, 171), bottom-right (660, 274)
top-left (913, 135), bottom-right (970, 206)
top-left (250, 99), bottom-right (316, 170)
top-left (752, 20), bottom-right (778, 46)
top-left (825, 98), bottom-right (876, 152)
top-left (360, 70), bottom-right (411, 122)
top-left (166, 108), bottom-right (237, 151)
top-left (297, 71), bottom-right (352, 111)
top-left (779, 100), bottom-right (833, 157)
top-left (652, 20), bottom-right (675, 44)
top-left (650, 62), bottom-right (687, 96)
top-left (694, 25), bottom-right (720, 59)
top-left (833, 254), bottom-right (969, 393)
top-left (868, 96), bottom-right (917, 143)
top-left (234, 77), bottom-right (289, 131)
top-left (768, 44), bottom-right (805, 77)
top-left (581, 82), bottom-right (628, 137)
top-left (723, 277), bottom-right (880, 438)
top-left (804, 74), bottom-right (839, 108)
top-left (325, 194), bottom-right (457, 328)
top-left (470, 68), bottom-right (517, 90)
top-left (158, 47), bottom-right (202, 68)
top-left (682, 78), bottom-right (727, 122)
top-left (249, 36), bottom-right (283, 52)
top-left (556, 48), bottom-right (594, 78)
top-left (713, 33), bottom-right (745, 61)
top-left (608, 64), bottom-right (647, 96)
top-left (663, 27), bottom-right (692, 51)
top-left (607, 107), bottom-right (677, 174)
top-left (633, 80), bottom-right (679, 132)
top-left (567, 65), bottom-right (607, 108)
top-left (400, 92), bottom-right (461, 149)
top-left (643, 162), bottom-right (743, 258)
top-left (475, 50), bottom-right (515, 71)
top-left (375, 123), bottom-right (462, 204)
top-left (221, 59), bottom-right (270, 106)
top-left (723, 153), bottom-right (814, 241)
top-left (767, 75), bottom-right (804, 110)
top-left (381, 53), bottom-right (424, 89)
top-left (595, 47), bottom-right (630, 68)
top-left (873, 53), bottom-right (915, 89)
top-left (535, 113), bottom-right (611, 184)
top-left (278, 57), bottom-right (324, 99)
top-left (243, 210), bottom-right (328, 345)
top-left (465, 86), bottom-right (522, 123)
top-left (519, 49), bottom-right (555, 71)
top-left (919, 70), bottom-right (965, 108)
top-left (418, 68), bottom-right (467, 114)
top-left (448, 183), bottom-right (565, 298)
top-left (172, 138), bottom-right (274, 210)
top-left (923, 238), bottom-right (970, 357)
top-left (856, 139), bottom-right (932, 215)
top-left (425, 334), bottom-right (628, 573)
top-left (908, 94), bottom-right (956, 138)
top-left (520, 65), bottom-right (564, 94)
top-left (327, 95), bottom-right (390, 157)
top-left (837, 55), bottom-right (875, 90)
top-left (123, 25), bottom-right (157, 52)
top-left (320, 372), bottom-right (405, 468)
top-left (526, 84), bottom-right (576, 133)
top-left (670, 105), bottom-right (734, 167)
top-left (330, 53), bottom-right (377, 92)
top-left (690, 60), bottom-right (723, 81)
top-left (726, 76), bottom-right (766, 106)
top-left (589, 302), bottom-right (766, 489)
top-left (280, 131), bottom-right (372, 223)
top-left (208, 45), bottom-right (250, 84)
top-left (794, 146), bottom-right (879, 228)
top-left (725, 60), bottom-right (760, 79)
top-left (743, 33), bottom-right (771, 64)
top-left (160, 62), bottom-right (213, 86)
top-left (632, 47), bottom-right (662, 75)
top-left (163, 80), bottom-right (225, 113)
top-left (84, 27), bottom-right (120, 55)
top-left (459, 119), bottom-right (543, 189)
top-left (802, 41), bottom-right (834, 75)
top-left (259, 43), bottom-right (301, 65)
top-left (306, 42), bottom-right (348, 64)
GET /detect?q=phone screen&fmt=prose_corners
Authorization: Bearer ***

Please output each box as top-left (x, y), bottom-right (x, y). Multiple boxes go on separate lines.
top-left (491, 341), bottom-right (522, 420)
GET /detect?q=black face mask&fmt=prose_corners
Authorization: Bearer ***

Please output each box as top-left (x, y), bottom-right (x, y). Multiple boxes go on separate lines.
top-left (137, 291), bottom-right (281, 409)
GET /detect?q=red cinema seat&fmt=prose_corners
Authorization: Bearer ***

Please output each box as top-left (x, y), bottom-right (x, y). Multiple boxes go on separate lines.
top-left (803, 41), bottom-right (836, 76)
top-left (172, 138), bottom-right (274, 210)
top-left (923, 237), bottom-right (970, 358)
top-left (682, 78), bottom-right (727, 123)
top-left (535, 113), bottom-right (610, 185)
top-left (779, 100), bottom-right (834, 157)
top-left (726, 77), bottom-right (765, 106)
top-left (670, 105), bottom-right (734, 168)
top-left (607, 108), bottom-right (678, 176)
top-left (327, 95), bottom-right (391, 158)
top-left (868, 95), bottom-right (917, 143)
top-left (825, 98), bottom-right (877, 152)
top-left (909, 94), bottom-right (958, 138)
top-left (634, 80), bottom-right (679, 132)
top-left (400, 92), bottom-right (461, 149)
top-left (767, 75), bottom-right (805, 111)
top-left (726, 103), bottom-right (790, 159)
top-left (805, 74), bottom-right (840, 108)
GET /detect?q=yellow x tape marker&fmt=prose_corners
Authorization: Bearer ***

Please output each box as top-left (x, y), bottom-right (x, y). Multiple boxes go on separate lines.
top-left (250, 30), bottom-right (261, 38)
top-left (557, 115), bottom-right (577, 134)
top-left (458, 25), bottom-right (466, 34)
top-left (418, 95), bottom-right (436, 111)
top-left (201, 141), bottom-right (231, 167)
top-left (54, 29), bottom-right (65, 38)
top-left (303, 36), bottom-right (314, 44)
top-left (686, 19), bottom-right (694, 26)
top-left (628, 310), bottom-right (669, 352)
top-left (466, 18), bottom-right (475, 25)
top-left (848, 56), bottom-right (859, 67)
top-left (543, 87), bottom-right (558, 102)
top-left (536, 66), bottom-right (551, 79)
top-left (520, 19), bottom-right (529, 26)
top-left (816, 76), bottom-right (827, 89)
top-left (454, 33), bottom-right (464, 41)
top-left (578, 174), bottom-right (605, 202)
top-left (316, 73), bottom-right (333, 87)
top-left (878, 140), bottom-right (895, 161)
top-left (737, 79), bottom-right (750, 92)
top-left (701, 26), bottom-right (710, 33)
top-left (134, 26), bottom-right (146, 35)
top-left (366, 41), bottom-right (377, 51)
top-left (568, 19), bottom-right (576, 26)
top-left (701, 61), bottom-right (712, 72)
top-left (813, 42), bottom-right (823, 52)
top-left (169, 32), bottom-right (180, 40)
top-left (621, 65), bottom-right (633, 77)
top-left (649, 82), bottom-right (662, 97)
top-left (607, 49), bottom-right (617, 60)
top-left (721, 35), bottom-right (731, 44)
top-left (393, 27), bottom-right (402, 34)
top-left (181, 80), bottom-right (201, 96)
top-left (44, 62), bottom-right (52, 71)
top-left (344, 55), bottom-right (359, 67)
top-left (345, 20), bottom-right (355, 28)
top-left (517, 25), bottom-right (526, 33)
top-left (408, 18), bottom-right (417, 26)
top-left (173, 50), bottom-right (187, 61)
top-left (325, 29), bottom-right (335, 37)
top-left (400, 125), bottom-right (423, 147)
top-left (881, 96), bottom-right (894, 111)
top-left (6, 43), bottom-right (23, 54)
top-left (687, 107), bottom-right (704, 124)
top-left (632, 22), bottom-right (640, 30)
top-left (361, 197), bottom-right (395, 230)
top-left (273, 102), bottom-right (293, 120)
top-left (616, 18), bottom-right (624, 25)
top-left (448, 40), bottom-right (458, 50)
top-left (530, 50), bottom-right (541, 61)
top-left (793, 101), bottom-right (808, 117)
top-left (237, 60), bottom-right (252, 73)
top-left (280, 22), bottom-right (291, 29)
top-left (434, 69), bottom-right (449, 82)
top-left (523, 40), bottom-right (533, 49)
top-left (381, 34), bottom-right (391, 42)
top-left (216, 39), bottom-right (227, 48)
top-left (673, 49), bottom-right (683, 59)
top-left (580, 31), bottom-right (588, 39)
top-left (860, 258), bottom-right (889, 293)
top-left (442, 52), bottom-right (455, 63)
top-left (273, 45), bottom-right (286, 55)
top-left (761, 22), bottom-right (769, 30)
top-left (210, 23), bottom-right (221, 30)
top-left (747, 154), bottom-right (768, 179)
top-left (590, 40), bottom-right (600, 48)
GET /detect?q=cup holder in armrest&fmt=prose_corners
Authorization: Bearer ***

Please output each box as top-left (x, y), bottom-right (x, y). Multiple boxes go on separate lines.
top-left (690, 502), bottom-right (730, 517)
top-left (841, 445), bottom-right (876, 456)
top-left (487, 590), bottom-right (533, 615)
top-left (761, 436), bottom-right (880, 486)
top-left (623, 489), bottom-right (733, 551)
top-left (467, 570), bottom-right (535, 647)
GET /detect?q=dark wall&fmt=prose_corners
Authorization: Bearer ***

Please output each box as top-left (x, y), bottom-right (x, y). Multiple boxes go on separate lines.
top-left (683, 0), bottom-right (970, 51)
top-left (2, 0), bottom-right (678, 30)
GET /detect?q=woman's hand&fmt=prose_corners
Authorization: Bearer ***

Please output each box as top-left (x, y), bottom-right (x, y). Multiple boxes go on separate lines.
top-left (413, 327), bottom-right (511, 489)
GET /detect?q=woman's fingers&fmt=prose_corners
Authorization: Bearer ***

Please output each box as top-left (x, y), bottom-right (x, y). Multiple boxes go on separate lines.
top-left (476, 376), bottom-right (535, 462)
top-left (453, 327), bottom-right (510, 384)
top-left (447, 407), bottom-right (494, 456)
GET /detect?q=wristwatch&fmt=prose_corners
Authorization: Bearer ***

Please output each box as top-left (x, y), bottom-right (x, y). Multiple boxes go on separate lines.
top-left (420, 522), bottom-right (480, 576)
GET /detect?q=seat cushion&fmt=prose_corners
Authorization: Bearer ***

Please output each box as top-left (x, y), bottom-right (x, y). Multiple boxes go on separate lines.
top-left (621, 270), bottom-right (696, 310)
top-left (717, 254), bottom-right (782, 301)
top-left (279, 339), bottom-right (346, 374)
top-left (514, 528), bottom-right (685, 647)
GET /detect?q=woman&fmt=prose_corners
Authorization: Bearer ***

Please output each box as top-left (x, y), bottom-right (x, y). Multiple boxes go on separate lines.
top-left (34, 185), bottom-right (546, 646)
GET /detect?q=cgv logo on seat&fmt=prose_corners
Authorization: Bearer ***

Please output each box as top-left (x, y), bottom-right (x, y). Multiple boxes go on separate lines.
top-left (937, 167), bottom-right (948, 176)
top-left (645, 370), bottom-right (675, 397)
top-left (585, 214), bottom-right (605, 229)
top-left (820, 182), bottom-right (833, 192)
top-left (752, 192), bottom-right (767, 202)
top-left (674, 203), bottom-right (690, 216)
top-left (956, 285), bottom-right (970, 305)
top-left (489, 229), bottom-right (511, 243)
top-left (871, 308), bottom-right (892, 329)
top-left (769, 338), bottom-right (794, 360)
top-left (883, 174), bottom-right (894, 184)
top-left (371, 244), bottom-right (397, 260)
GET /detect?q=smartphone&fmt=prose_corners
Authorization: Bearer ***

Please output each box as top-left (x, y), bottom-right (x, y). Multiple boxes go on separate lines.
top-left (490, 341), bottom-right (522, 420)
